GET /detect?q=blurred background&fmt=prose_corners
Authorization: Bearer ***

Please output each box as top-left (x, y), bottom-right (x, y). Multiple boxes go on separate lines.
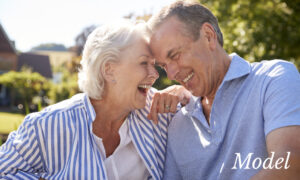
top-left (0, 0), bottom-right (299, 144)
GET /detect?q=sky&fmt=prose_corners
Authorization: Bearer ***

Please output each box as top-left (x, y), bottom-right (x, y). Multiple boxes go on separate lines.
top-left (0, 0), bottom-right (175, 52)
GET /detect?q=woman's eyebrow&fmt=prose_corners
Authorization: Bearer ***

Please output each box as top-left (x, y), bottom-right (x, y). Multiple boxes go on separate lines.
top-left (138, 54), bottom-right (151, 59)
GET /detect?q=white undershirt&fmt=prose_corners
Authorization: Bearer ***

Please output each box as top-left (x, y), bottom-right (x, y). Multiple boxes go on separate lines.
top-left (93, 118), bottom-right (150, 180)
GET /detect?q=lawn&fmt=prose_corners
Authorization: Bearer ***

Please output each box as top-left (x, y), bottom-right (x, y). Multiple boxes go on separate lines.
top-left (0, 112), bottom-right (25, 134)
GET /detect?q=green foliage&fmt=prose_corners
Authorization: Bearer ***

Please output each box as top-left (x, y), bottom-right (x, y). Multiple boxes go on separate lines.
top-left (199, 0), bottom-right (300, 68)
top-left (48, 70), bottom-right (79, 103)
top-left (153, 0), bottom-right (300, 89)
top-left (153, 66), bottom-right (179, 90)
top-left (0, 71), bottom-right (50, 114)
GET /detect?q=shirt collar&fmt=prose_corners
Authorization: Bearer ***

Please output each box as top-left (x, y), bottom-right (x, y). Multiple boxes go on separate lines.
top-left (183, 53), bottom-right (251, 115)
top-left (223, 53), bottom-right (251, 82)
top-left (182, 95), bottom-right (200, 117)
top-left (83, 93), bottom-right (97, 122)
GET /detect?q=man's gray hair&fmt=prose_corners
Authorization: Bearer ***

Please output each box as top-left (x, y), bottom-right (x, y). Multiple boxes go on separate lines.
top-left (148, 0), bottom-right (223, 46)
top-left (78, 20), bottom-right (148, 100)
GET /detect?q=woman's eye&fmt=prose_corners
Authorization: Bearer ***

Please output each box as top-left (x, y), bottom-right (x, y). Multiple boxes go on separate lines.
top-left (141, 61), bottom-right (148, 65)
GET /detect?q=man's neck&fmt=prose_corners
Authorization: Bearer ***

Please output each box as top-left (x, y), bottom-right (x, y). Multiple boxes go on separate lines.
top-left (201, 51), bottom-right (232, 124)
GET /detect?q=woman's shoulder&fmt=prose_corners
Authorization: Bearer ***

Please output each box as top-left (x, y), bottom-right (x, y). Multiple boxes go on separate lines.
top-left (24, 93), bottom-right (87, 131)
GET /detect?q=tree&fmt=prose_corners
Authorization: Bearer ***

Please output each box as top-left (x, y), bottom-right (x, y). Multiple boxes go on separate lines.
top-left (48, 61), bottom-right (80, 104)
top-left (31, 43), bottom-right (67, 51)
top-left (199, 0), bottom-right (300, 68)
top-left (124, 12), bottom-right (152, 22)
top-left (0, 70), bottom-right (50, 114)
top-left (73, 25), bottom-right (96, 56)
top-left (153, 0), bottom-right (300, 89)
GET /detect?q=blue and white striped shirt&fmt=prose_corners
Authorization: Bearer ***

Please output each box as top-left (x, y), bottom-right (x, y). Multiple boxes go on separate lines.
top-left (0, 88), bottom-right (172, 180)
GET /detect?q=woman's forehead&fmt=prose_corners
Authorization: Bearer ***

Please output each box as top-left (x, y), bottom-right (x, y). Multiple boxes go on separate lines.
top-left (122, 36), bottom-right (152, 57)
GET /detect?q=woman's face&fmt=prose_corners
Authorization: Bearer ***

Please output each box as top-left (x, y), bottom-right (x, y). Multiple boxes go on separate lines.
top-left (110, 36), bottom-right (159, 110)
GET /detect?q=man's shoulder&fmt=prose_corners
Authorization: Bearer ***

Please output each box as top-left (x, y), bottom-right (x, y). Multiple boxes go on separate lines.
top-left (168, 96), bottom-right (198, 137)
top-left (169, 109), bottom-right (189, 130)
top-left (251, 59), bottom-right (298, 78)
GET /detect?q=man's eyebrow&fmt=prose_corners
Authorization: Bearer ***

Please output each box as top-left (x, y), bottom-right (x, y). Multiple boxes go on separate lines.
top-left (166, 47), bottom-right (181, 59)
top-left (155, 62), bottom-right (162, 65)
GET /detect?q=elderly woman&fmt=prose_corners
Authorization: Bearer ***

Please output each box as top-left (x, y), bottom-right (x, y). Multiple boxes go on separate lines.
top-left (0, 20), bottom-right (190, 180)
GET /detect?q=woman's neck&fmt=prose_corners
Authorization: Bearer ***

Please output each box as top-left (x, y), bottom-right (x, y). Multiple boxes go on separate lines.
top-left (90, 97), bottom-right (130, 137)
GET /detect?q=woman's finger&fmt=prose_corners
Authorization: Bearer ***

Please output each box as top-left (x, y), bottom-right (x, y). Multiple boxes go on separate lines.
top-left (163, 93), bottom-right (172, 113)
top-left (170, 95), bottom-right (179, 113)
top-left (157, 93), bottom-right (166, 114)
top-left (148, 93), bottom-right (159, 124)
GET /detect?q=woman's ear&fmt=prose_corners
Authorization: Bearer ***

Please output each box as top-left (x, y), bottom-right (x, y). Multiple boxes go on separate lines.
top-left (201, 22), bottom-right (217, 50)
top-left (103, 62), bottom-right (117, 83)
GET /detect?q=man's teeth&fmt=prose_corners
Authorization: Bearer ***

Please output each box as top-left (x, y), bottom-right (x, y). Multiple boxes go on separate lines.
top-left (138, 85), bottom-right (151, 89)
top-left (183, 72), bottom-right (194, 83)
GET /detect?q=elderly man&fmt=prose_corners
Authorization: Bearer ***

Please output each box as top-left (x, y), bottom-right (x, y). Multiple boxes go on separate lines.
top-left (148, 1), bottom-right (300, 179)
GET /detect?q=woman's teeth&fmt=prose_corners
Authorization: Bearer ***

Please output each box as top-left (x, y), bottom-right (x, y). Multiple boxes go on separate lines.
top-left (138, 84), bottom-right (151, 94)
top-left (183, 72), bottom-right (194, 83)
top-left (138, 85), bottom-right (151, 89)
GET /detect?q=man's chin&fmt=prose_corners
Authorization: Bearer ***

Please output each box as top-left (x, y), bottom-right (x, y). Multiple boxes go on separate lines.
top-left (189, 89), bottom-right (202, 97)
top-left (183, 85), bottom-right (195, 95)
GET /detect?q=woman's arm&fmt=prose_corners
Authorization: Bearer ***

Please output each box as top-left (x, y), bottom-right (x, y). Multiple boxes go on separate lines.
top-left (0, 114), bottom-right (44, 178)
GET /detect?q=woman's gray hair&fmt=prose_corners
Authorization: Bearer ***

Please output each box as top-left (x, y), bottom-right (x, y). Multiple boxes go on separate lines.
top-left (78, 20), bottom-right (148, 99)
top-left (148, 0), bottom-right (223, 46)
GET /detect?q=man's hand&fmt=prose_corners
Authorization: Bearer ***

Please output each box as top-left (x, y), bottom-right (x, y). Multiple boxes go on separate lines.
top-left (147, 85), bottom-right (191, 124)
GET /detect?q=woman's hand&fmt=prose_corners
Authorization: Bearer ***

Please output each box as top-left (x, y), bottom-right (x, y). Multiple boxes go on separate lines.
top-left (147, 85), bottom-right (192, 124)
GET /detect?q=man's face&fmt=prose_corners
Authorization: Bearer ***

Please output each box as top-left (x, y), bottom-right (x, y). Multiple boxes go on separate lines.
top-left (150, 16), bottom-right (220, 97)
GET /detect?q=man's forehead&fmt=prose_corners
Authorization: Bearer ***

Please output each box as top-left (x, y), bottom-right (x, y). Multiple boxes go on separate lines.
top-left (150, 18), bottom-right (184, 59)
top-left (151, 17), bottom-right (183, 40)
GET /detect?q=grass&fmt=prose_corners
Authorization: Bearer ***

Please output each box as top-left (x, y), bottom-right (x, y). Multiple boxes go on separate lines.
top-left (0, 112), bottom-right (25, 134)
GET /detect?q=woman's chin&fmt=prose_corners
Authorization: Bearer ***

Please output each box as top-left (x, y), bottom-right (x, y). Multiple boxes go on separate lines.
top-left (134, 100), bottom-right (147, 110)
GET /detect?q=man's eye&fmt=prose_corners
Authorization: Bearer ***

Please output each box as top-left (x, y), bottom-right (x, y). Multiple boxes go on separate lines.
top-left (155, 63), bottom-right (166, 70)
top-left (171, 53), bottom-right (180, 60)
top-left (160, 64), bottom-right (166, 69)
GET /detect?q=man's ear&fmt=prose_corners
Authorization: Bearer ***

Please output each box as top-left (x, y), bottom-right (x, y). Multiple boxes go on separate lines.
top-left (201, 22), bottom-right (217, 50)
top-left (103, 62), bottom-right (116, 83)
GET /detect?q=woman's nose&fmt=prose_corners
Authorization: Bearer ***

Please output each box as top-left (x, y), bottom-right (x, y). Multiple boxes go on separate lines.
top-left (148, 65), bottom-right (159, 80)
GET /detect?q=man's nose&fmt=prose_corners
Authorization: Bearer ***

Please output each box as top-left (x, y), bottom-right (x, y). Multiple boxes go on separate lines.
top-left (166, 61), bottom-right (179, 80)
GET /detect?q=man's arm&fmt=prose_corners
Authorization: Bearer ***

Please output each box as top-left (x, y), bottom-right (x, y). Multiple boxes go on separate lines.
top-left (252, 61), bottom-right (300, 179)
top-left (251, 126), bottom-right (300, 179)
top-left (163, 140), bottom-right (182, 180)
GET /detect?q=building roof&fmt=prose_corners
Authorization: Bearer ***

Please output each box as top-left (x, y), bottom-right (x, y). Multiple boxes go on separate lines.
top-left (0, 24), bottom-right (17, 54)
top-left (17, 53), bottom-right (53, 78)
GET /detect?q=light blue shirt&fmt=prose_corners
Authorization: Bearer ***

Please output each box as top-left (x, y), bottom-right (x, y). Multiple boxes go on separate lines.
top-left (0, 88), bottom-right (172, 180)
top-left (163, 54), bottom-right (300, 180)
